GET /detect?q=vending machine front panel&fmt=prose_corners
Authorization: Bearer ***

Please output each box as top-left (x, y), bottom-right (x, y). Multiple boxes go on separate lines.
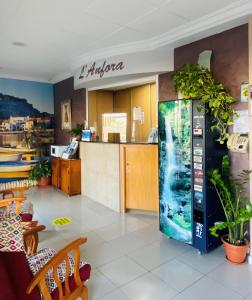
top-left (159, 100), bottom-right (193, 244)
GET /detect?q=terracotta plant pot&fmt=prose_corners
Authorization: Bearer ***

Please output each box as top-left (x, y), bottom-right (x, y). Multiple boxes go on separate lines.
top-left (38, 176), bottom-right (50, 187)
top-left (221, 235), bottom-right (248, 264)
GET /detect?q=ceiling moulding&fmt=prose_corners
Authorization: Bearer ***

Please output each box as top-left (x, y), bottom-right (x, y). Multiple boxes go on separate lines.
top-left (71, 0), bottom-right (252, 71)
top-left (50, 71), bottom-right (73, 85)
top-left (71, 39), bottom-right (150, 71)
top-left (150, 0), bottom-right (251, 49)
top-left (0, 72), bottom-right (53, 83)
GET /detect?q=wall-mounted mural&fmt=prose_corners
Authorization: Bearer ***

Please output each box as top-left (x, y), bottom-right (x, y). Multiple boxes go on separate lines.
top-left (0, 78), bottom-right (54, 184)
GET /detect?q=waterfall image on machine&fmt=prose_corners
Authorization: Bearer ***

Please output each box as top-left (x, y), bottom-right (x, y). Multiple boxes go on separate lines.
top-left (159, 100), bottom-right (192, 244)
top-left (160, 116), bottom-right (176, 217)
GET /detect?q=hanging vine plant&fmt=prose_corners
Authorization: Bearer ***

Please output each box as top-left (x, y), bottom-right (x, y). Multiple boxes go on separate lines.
top-left (171, 64), bottom-right (238, 144)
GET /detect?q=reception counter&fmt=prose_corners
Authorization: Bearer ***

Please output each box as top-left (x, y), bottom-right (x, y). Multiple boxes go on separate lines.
top-left (79, 141), bottom-right (158, 213)
top-left (79, 142), bottom-right (120, 211)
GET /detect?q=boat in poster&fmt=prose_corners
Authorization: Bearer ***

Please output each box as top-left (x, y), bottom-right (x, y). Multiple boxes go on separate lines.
top-left (0, 161), bottom-right (33, 172)
top-left (0, 172), bottom-right (30, 179)
top-left (0, 153), bottom-right (22, 162)
top-left (0, 147), bottom-right (36, 153)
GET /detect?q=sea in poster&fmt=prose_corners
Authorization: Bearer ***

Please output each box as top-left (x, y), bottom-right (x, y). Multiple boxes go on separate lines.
top-left (0, 78), bottom-right (54, 183)
top-left (0, 78), bottom-right (54, 149)
top-left (159, 100), bottom-right (192, 244)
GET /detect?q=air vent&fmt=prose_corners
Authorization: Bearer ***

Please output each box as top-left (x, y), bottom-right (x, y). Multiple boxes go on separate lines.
top-left (12, 41), bottom-right (27, 47)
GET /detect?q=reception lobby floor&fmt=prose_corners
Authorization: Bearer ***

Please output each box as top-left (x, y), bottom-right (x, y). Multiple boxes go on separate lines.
top-left (29, 187), bottom-right (252, 300)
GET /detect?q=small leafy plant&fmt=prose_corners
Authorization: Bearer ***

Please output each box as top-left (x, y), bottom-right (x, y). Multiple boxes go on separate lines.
top-left (172, 64), bottom-right (238, 144)
top-left (69, 123), bottom-right (84, 137)
top-left (29, 160), bottom-right (51, 181)
top-left (209, 155), bottom-right (252, 245)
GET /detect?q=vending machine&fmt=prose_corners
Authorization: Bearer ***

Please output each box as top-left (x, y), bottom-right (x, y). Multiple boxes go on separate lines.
top-left (158, 99), bottom-right (226, 253)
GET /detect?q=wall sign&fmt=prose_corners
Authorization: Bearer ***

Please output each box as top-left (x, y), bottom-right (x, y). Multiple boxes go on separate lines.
top-left (74, 49), bottom-right (174, 89)
top-left (79, 60), bottom-right (125, 80)
top-left (233, 110), bottom-right (249, 133)
top-left (241, 82), bottom-right (249, 102)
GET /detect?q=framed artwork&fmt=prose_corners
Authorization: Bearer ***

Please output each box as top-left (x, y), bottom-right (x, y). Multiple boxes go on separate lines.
top-left (61, 99), bottom-right (72, 130)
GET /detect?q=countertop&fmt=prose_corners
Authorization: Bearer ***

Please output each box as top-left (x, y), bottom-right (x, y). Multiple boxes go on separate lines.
top-left (80, 140), bottom-right (158, 145)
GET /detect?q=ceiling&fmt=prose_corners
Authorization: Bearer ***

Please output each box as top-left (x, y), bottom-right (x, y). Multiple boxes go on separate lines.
top-left (0, 0), bottom-right (251, 83)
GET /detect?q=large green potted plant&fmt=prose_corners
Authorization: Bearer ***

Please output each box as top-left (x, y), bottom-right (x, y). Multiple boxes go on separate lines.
top-left (209, 155), bottom-right (252, 263)
top-left (29, 160), bottom-right (51, 187)
top-left (172, 64), bottom-right (238, 144)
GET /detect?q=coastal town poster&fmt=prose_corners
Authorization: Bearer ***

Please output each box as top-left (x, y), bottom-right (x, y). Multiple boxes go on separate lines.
top-left (0, 78), bottom-right (54, 152)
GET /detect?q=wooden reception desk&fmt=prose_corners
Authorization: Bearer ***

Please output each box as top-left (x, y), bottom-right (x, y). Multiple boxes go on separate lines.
top-left (79, 142), bottom-right (158, 213)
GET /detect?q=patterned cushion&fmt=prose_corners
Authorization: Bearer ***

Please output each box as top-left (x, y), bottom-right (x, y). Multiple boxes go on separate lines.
top-left (27, 248), bottom-right (88, 293)
top-left (0, 212), bottom-right (24, 252)
top-left (0, 201), bottom-right (33, 223)
top-left (51, 263), bottom-right (91, 300)
top-left (20, 213), bottom-right (33, 222)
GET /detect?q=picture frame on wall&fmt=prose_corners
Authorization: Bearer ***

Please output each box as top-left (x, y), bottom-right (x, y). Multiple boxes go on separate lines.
top-left (61, 99), bottom-right (72, 130)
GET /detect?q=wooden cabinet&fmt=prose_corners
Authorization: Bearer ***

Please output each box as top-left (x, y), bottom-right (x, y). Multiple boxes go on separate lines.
top-left (51, 157), bottom-right (81, 196)
top-left (120, 144), bottom-right (158, 212)
top-left (60, 159), bottom-right (81, 195)
top-left (51, 157), bottom-right (60, 188)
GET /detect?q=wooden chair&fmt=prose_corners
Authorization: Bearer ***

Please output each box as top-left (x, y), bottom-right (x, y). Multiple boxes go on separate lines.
top-left (1, 187), bottom-right (34, 223)
top-left (27, 238), bottom-right (89, 300)
top-left (1, 186), bottom-right (28, 199)
top-left (0, 196), bottom-right (46, 255)
top-left (0, 186), bottom-right (29, 216)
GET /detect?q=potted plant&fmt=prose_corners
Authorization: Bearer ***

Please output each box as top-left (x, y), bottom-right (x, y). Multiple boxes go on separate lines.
top-left (172, 64), bottom-right (238, 144)
top-left (69, 123), bottom-right (84, 141)
top-left (209, 155), bottom-right (252, 263)
top-left (29, 160), bottom-right (51, 187)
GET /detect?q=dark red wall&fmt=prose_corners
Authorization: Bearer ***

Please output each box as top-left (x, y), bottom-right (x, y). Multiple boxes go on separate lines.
top-left (159, 24), bottom-right (248, 104)
top-left (54, 77), bottom-right (86, 144)
top-left (158, 24), bottom-right (249, 185)
top-left (159, 72), bottom-right (176, 101)
top-left (174, 24), bottom-right (248, 110)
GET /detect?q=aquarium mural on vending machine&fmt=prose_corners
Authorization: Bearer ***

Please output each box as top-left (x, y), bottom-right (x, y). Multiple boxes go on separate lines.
top-left (158, 100), bottom-right (192, 244)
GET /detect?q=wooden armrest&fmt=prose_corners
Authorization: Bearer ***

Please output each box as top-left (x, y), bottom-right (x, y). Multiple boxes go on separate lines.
top-left (23, 225), bottom-right (46, 256)
top-left (27, 237), bottom-right (87, 299)
top-left (23, 225), bottom-right (46, 237)
top-left (0, 196), bottom-right (26, 206)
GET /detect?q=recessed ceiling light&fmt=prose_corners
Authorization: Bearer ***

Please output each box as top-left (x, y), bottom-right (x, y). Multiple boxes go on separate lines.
top-left (12, 41), bottom-right (27, 47)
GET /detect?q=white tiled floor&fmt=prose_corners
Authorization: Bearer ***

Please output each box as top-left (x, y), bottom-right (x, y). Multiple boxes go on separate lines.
top-left (29, 187), bottom-right (252, 300)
